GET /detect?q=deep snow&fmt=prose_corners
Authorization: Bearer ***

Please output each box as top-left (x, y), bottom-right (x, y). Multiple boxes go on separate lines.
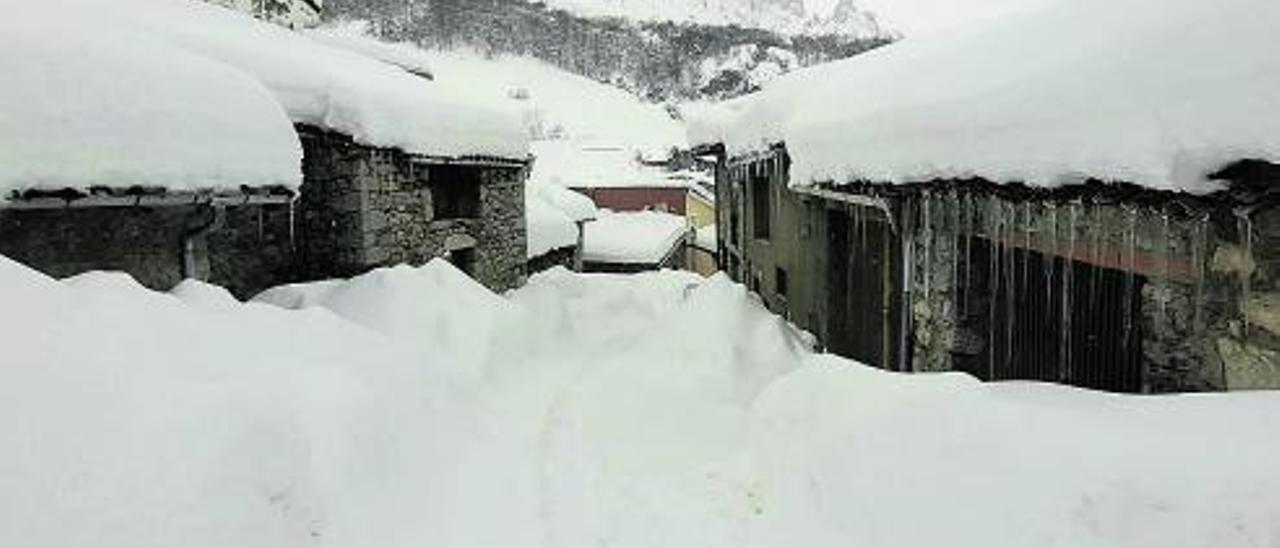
top-left (0, 2), bottom-right (301, 194)
top-left (690, 0), bottom-right (1280, 193)
top-left (2, 257), bottom-right (1279, 547)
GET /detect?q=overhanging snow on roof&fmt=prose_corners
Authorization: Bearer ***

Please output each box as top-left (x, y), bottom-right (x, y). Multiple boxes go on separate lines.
top-left (0, 3), bottom-right (303, 198)
top-left (692, 0), bottom-right (1280, 195)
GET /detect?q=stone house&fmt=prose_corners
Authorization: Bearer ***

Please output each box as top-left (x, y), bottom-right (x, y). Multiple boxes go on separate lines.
top-left (708, 146), bottom-right (1280, 393)
top-left (0, 188), bottom-right (296, 298)
top-left (694, 0), bottom-right (1280, 393)
top-left (0, 0), bottom-right (531, 297)
top-left (296, 126), bottom-right (530, 292)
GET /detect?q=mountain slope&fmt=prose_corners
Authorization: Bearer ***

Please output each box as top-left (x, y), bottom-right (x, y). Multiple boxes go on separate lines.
top-left (323, 0), bottom-right (892, 101)
top-left (530, 0), bottom-right (885, 37)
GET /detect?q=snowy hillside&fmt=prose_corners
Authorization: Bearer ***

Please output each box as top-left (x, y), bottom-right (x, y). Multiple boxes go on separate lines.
top-left (310, 23), bottom-right (685, 154)
top-left (533, 0), bottom-right (885, 37)
top-left (322, 0), bottom-right (893, 101)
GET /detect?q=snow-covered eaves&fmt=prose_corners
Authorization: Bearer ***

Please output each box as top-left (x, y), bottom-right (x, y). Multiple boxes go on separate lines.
top-left (582, 211), bottom-right (690, 265)
top-left (103, 0), bottom-right (528, 162)
top-left (0, 4), bottom-right (302, 197)
top-left (691, 0), bottom-right (1280, 195)
top-left (2, 186), bottom-right (294, 210)
top-left (3, 0), bottom-right (532, 200)
top-left (526, 183), bottom-right (598, 259)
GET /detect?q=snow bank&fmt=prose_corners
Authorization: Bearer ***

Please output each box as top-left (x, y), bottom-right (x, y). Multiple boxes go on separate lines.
top-left (583, 210), bottom-right (690, 265)
top-left (749, 358), bottom-right (1280, 547)
top-left (254, 260), bottom-right (517, 375)
top-left (5, 255), bottom-right (1280, 547)
top-left (693, 0), bottom-right (1280, 193)
top-left (526, 184), bottom-right (597, 258)
top-left (99, 0), bottom-right (527, 160)
top-left (0, 4), bottom-right (300, 195)
top-left (0, 256), bottom-right (471, 548)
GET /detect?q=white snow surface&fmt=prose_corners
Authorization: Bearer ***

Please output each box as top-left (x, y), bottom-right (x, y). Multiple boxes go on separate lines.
top-left (312, 35), bottom-right (687, 193)
top-left (530, 141), bottom-right (681, 189)
top-left (98, 0), bottom-right (527, 160)
top-left (304, 21), bottom-right (436, 77)
top-left (526, 184), bottom-right (598, 258)
top-left (2, 255), bottom-right (1280, 547)
top-left (690, 0), bottom-right (1280, 193)
top-left (583, 210), bottom-right (691, 265)
top-left (0, 4), bottom-right (301, 194)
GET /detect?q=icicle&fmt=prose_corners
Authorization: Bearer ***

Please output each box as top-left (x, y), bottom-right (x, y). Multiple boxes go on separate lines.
top-left (1157, 207), bottom-right (1172, 331)
top-left (1004, 200), bottom-right (1016, 374)
top-left (1058, 201), bottom-right (1079, 382)
top-left (951, 187), bottom-right (962, 316)
top-left (1022, 201), bottom-right (1032, 296)
top-left (987, 193), bottom-right (1001, 380)
top-left (1236, 209), bottom-right (1255, 335)
top-left (922, 190), bottom-right (933, 304)
top-left (1088, 200), bottom-right (1102, 316)
top-left (1192, 213), bottom-right (1209, 335)
top-left (1045, 202), bottom-right (1058, 323)
top-left (1121, 205), bottom-right (1139, 357)
top-left (962, 192), bottom-right (973, 319)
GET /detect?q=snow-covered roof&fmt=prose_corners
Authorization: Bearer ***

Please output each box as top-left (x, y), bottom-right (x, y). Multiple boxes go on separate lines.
top-left (0, 4), bottom-right (302, 196)
top-left (107, 0), bottom-right (527, 161)
top-left (526, 183), bottom-right (598, 258)
top-left (530, 142), bottom-right (682, 189)
top-left (305, 21), bottom-right (435, 79)
top-left (694, 225), bottom-right (718, 252)
top-left (690, 0), bottom-right (1280, 194)
top-left (583, 211), bottom-right (689, 265)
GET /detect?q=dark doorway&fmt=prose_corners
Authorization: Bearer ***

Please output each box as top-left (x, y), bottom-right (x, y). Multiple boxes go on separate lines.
top-left (827, 207), bottom-right (899, 370)
top-left (955, 238), bottom-right (1145, 392)
top-left (449, 247), bottom-right (476, 276)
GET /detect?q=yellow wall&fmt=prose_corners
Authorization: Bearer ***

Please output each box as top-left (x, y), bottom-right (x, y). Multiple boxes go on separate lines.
top-left (685, 193), bottom-right (716, 229)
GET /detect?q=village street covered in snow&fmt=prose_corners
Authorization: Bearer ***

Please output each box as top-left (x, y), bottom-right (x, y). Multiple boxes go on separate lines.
top-left (2, 0), bottom-right (1280, 545)
top-left (5, 257), bottom-right (1280, 547)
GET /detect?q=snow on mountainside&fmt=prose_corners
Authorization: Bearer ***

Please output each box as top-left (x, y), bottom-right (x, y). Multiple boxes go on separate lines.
top-left (531, 0), bottom-right (886, 37)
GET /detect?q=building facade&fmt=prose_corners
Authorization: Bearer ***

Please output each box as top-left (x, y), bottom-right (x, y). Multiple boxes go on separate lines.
top-left (713, 146), bottom-right (1280, 393)
top-left (0, 188), bottom-right (295, 298)
top-left (297, 126), bottom-right (529, 292)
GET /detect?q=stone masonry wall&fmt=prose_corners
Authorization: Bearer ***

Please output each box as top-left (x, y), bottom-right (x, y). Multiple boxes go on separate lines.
top-left (0, 203), bottom-right (294, 297)
top-left (207, 203), bottom-right (297, 298)
top-left (906, 182), bottom-right (1280, 393)
top-left (298, 126), bottom-right (528, 292)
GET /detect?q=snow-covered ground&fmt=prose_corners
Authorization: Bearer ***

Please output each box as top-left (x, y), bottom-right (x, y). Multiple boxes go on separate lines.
top-left (3, 256), bottom-right (1280, 547)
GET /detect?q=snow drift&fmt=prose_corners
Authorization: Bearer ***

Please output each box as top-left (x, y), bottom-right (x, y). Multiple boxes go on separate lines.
top-left (2, 256), bottom-right (1279, 548)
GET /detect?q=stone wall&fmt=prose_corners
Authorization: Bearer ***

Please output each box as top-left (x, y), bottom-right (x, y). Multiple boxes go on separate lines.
top-left (528, 246), bottom-right (576, 274)
top-left (0, 202), bottom-right (294, 297)
top-left (714, 144), bottom-right (1280, 393)
top-left (298, 126), bottom-right (528, 292)
top-left (207, 203), bottom-right (297, 298)
top-left (904, 182), bottom-right (1280, 393)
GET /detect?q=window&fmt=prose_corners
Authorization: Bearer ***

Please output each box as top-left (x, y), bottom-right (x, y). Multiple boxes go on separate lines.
top-left (776, 267), bottom-right (789, 298)
top-left (430, 165), bottom-right (481, 220)
top-left (751, 176), bottom-right (771, 240)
